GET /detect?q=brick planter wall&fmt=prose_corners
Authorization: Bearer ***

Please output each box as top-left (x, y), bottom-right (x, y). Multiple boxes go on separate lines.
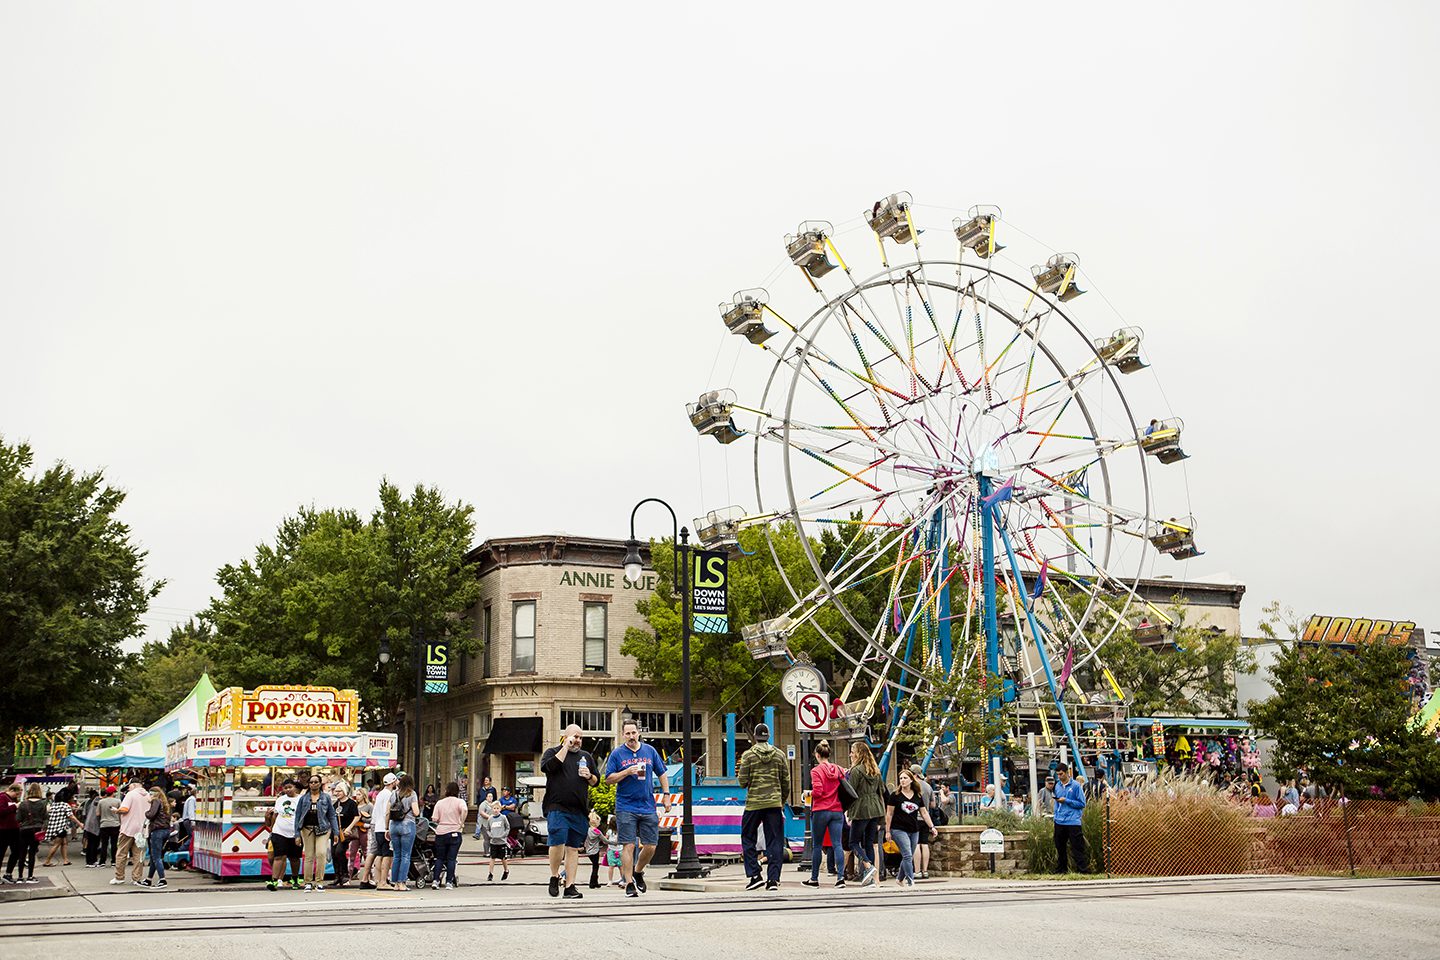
top-left (930, 825), bottom-right (1031, 877)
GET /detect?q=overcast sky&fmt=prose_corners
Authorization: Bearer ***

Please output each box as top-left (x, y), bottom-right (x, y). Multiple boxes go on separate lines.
top-left (3, 3), bottom-right (1436, 650)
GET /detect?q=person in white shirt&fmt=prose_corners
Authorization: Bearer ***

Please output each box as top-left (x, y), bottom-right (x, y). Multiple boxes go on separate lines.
top-left (264, 779), bottom-right (302, 891)
top-left (361, 772), bottom-right (398, 890)
top-left (111, 782), bottom-right (151, 886)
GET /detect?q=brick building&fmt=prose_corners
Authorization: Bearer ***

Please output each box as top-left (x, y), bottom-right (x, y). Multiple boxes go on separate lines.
top-left (411, 535), bottom-right (716, 796)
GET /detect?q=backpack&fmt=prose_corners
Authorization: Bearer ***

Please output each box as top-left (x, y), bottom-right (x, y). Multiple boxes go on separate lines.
top-left (389, 791), bottom-right (408, 823)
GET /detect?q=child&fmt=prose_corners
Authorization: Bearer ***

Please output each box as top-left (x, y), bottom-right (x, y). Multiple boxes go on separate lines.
top-left (486, 804), bottom-right (510, 882)
top-left (585, 811), bottom-right (604, 889)
top-left (605, 816), bottom-right (623, 886)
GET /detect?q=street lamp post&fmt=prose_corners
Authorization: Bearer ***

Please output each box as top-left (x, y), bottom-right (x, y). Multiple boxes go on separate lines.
top-left (622, 497), bottom-right (708, 879)
top-left (380, 628), bottom-right (426, 779)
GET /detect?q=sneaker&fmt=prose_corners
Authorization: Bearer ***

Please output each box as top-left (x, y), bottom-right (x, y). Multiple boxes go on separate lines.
top-left (156, 880), bottom-right (168, 889)
top-left (432, 880), bottom-right (441, 890)
top-left (139, 879), bottom-right (152, 887)
top-left (634, 872), bottom-right (647, 894)
top-left (487, 873), bottom-right (493, 882)
top-left (266, 880), bottom-right (279, 891)
top-left (444, 882), bottom-right (455, 889)
top-left (625, 882), bottom-right (638, 898)
top-left (23, 878), bottom-right (39, 885)
top-left (859, 866), bottom-right (877, 887)
top-left (745, 876), bottom-right (765, 891)
top-left (801, 878), bottom-right (819, 887)
top-left (766, 881), bottom-right (779, 892)
top-left (303, 883), bottom-right (314, 891)
top-left (290, 879), bottom-right (303, 890)
top-left (0, 876), bottom-right (12, 884)
top-left (563, 885), bottom-right (583, 900)
top-left (315, 884), bottom-right (326, 891)
top-left (834, 879), bottom-right (846, 888)
top-left (132, 880), bottom-right (146, 887)
top-left (358, 881), bottom-right (375, 890)
top-left (501, 870), bottom-right (508, 881)
top-left (548, 876), bottom-right (560, 898)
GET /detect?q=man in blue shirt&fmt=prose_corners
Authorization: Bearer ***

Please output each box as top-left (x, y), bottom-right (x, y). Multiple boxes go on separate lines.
top-left (1052, 763), bottom-right (1088, 873)
top-left (603, 719), bottom-right (671, 897)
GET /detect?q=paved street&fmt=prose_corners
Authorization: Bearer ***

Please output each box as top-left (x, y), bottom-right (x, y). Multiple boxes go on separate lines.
top-left (1, 848), bottom-right (1435, 960)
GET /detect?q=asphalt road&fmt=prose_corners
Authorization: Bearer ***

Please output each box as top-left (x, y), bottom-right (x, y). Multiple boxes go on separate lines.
top-left (1, 871), bottom-right (1435, 959)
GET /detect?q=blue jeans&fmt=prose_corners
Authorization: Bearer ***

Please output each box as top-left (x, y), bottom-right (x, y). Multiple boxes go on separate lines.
top-left (891, 829), bottom-right (919, 883)
top-left (850, 817), bottom-right (880, 868)
top-left (810, 810), bottom-right (845, 882)
top-left (741, 807), bottom-right (784, 885)
top-left (389, 820), bottom-right (416, 884)
top-left (146, 828), bottom-right (170, 880)
top-left (431, 832), bottom-right (461, 885)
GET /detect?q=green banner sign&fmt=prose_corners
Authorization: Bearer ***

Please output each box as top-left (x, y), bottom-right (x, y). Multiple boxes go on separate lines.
top-left (425, 640), bottom-right (449, 694)
top-left (691, 550), bottom-right (728, 634)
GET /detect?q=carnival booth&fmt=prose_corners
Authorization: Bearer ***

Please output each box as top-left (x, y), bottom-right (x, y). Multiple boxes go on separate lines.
top-left (165, 685), bottom-right (398, 880)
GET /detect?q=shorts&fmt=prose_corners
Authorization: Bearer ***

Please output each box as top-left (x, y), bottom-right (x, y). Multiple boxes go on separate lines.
top-left (270, 834), bottom-right (300, 861)
top-left (545, 809), bottom-right (588, 849)
top-left (616, 809), bottom-right (659, 847)
top-left (374, 832), bottom-right (393, 858)
top-left (489, 842), bottom-right (508, 860)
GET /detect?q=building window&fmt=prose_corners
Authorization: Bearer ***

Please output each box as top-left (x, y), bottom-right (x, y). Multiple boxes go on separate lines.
top-left (631, 712), bottom-right (667, 735)
top-left (583, 602), bottom-right (607, 672)
top-left (481, 604), bottom-right (493, 679)
top-left (512, 601), bottom-right (535, 673)
top-left (560, 708), bottom-right (615, 757)
top-left (457, 637), bottom-right (469, 686)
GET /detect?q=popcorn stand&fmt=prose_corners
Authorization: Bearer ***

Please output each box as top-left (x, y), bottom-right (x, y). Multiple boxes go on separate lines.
top-left (165, 684), bottom-right (398, 880)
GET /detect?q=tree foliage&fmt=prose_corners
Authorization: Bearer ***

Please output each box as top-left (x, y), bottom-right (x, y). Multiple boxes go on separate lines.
top-left (620, 521), bottom-right (894, 724)
top-left (1247, 634), bottom-right (1440, 799)
top-left (1088, 598), bottom-right (1254, 715)
top-left (200, 480), bottom-right (481, 725)
top-left (0, 438), bottom-right (161, 735)
top-left (119, 619), bottom-right (214, 726)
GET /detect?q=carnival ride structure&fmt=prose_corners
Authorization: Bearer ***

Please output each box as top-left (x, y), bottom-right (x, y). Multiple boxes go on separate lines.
top-left (689, 193), bottom-right (1199, 786)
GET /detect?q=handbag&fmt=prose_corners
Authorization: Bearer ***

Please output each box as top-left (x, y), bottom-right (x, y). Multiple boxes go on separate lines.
top-left (837, 770), bottom-right (859, 810)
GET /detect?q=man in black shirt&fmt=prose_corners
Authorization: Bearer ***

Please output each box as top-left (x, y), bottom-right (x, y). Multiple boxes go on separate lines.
top-left (540, 723), bottom-right (597, 900)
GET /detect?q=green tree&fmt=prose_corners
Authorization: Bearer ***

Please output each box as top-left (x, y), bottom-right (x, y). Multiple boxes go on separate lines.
top-left (1247, 635), bottom-right (1440, 799)
top-left (201, 480), bottom-right (481, 725)
top-left (1091, 598), bottom-right (1255, 715)
top-left (619, 521), bottom-right (892, 722)
top-left (0, 438), bottom-right (161, 736)
top-left (119, 619), bottom-right (214, 726)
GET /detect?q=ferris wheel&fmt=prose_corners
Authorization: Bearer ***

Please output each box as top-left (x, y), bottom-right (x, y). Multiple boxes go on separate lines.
top-left (687, 193), bottom-right (1197, 777)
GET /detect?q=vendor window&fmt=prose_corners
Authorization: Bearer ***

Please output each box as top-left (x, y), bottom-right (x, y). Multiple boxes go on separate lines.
top-left (583, 602), bottom-right (607, 672)
top-left (512, 600), bottom-right (536, 673)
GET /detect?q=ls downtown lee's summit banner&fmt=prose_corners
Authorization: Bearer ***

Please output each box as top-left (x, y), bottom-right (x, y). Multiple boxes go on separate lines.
top-left (691, 550), bottom-right (728, 634)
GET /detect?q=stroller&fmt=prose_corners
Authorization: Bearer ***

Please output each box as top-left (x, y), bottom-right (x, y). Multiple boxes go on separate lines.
top-left (162, 820), bottom-right (194, 869)
top-left (407, 816), bottom-right (437, 884)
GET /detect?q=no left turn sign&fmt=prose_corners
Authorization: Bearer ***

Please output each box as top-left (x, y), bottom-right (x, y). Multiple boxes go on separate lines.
top-left (795, 692), bottom-right (829, 733)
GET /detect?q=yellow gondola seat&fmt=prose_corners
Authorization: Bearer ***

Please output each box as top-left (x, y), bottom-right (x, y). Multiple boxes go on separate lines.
top-left (687, 389), bottom-right (743, 445)
top-left (720, 289), bottom-right (775, 345)
top-left (694, 506), bottom-right (746, 555)
top-left (1140, 417), bottom-right (1188, 463)
top-left (741, 617), bottom-right (792, 661)
top-left (1094, 327), bottom-right (1148, 373)
top-left (786, 221), bottom-right (837, 278)
top-left (953, 205), bottom-right (1005, 258)
top-left (1032, 253), bottom-right (1086, 301)
top-left (864, 192), bottom-right (914, 244)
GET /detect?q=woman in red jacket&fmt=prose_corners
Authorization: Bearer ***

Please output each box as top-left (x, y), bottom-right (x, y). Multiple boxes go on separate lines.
top-left (802, 740), bottom-right (847, 889)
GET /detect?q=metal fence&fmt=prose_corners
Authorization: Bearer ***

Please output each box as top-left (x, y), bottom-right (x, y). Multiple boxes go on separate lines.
top-left (1103, 796), bottom-right (1440, 878)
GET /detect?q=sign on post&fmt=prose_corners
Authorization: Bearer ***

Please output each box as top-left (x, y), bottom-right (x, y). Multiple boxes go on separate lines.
top-left (425, 640), bottom-right (449, 694)
top-left (691, 550), bottom-right (729, 633)
top-left (979, 828), bottom-right (1005, 854)
top-left (796, 691), bottom-right (829, 734)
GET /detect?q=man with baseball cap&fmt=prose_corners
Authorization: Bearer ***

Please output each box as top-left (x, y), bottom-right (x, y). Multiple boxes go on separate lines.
top-left (737, 723), bottom-right (790, 892)
top-left (360, 772), bottom-right (399, 889)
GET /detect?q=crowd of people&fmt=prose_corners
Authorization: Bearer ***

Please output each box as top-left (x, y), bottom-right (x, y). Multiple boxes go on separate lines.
top-left (0, 778), bottom-right (196, 887)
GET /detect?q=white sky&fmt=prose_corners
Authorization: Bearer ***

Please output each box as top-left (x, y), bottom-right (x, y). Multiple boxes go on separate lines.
top-left (2, 2), bottom-right (1436, 649)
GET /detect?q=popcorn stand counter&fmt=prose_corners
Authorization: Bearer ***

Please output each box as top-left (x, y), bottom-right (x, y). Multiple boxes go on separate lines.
top-left (165, 684), bottom-right (398, 879)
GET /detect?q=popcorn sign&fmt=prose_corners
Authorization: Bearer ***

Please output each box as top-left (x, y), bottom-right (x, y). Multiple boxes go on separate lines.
top-left (207, 685), bottom-right (361, 733)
